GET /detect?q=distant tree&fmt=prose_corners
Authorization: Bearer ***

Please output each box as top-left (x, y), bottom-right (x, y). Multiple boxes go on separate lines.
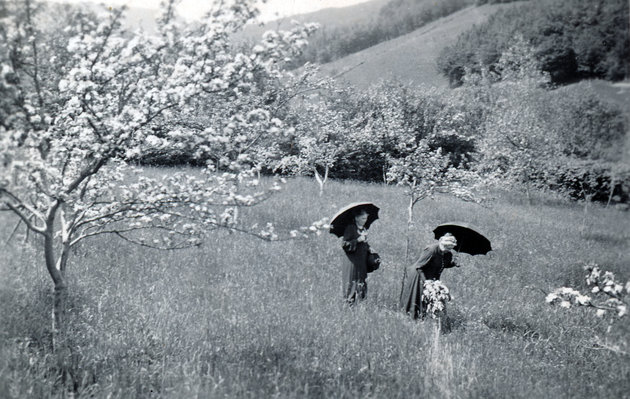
top-left (472, 37), bottom-right (561, 203)
top-left (274, 78), bottom-right (348, 196)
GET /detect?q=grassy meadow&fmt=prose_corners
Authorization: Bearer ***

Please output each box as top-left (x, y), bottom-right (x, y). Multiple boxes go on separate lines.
top-left (0, 176), bottom-right (629, 398)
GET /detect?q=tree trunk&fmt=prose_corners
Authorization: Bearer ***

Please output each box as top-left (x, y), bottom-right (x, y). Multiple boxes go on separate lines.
top-left (525, 184), bottom-right (532, 206)
top-left (606, 172), bottom-right (616, 208)
top-left (581, 193), bottom-right (592, 234)
top-left (400, 193), bottom-right (416, 305)
top-left (44, 204), bottom-right (67, 337)
top-left (314, 166), bottom-right (328, 197)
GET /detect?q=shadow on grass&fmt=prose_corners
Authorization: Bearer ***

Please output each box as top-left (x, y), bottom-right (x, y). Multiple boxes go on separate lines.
top-left (581, 231), bottom-right (630, 246)
top-left (481, 313), bottom-right (544, 340)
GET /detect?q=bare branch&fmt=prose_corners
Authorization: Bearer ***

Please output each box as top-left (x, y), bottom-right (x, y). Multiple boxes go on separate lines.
top-left (0, 188), bottom-right (46, 232)
top-left (5, 202), bottom-right (46, 235)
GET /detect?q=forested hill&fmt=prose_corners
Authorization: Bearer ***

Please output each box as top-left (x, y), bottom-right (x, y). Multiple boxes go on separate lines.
top-left (315, 3), bottom-right (520, 89)
top-left (437, 0), bottom-right (629, 87)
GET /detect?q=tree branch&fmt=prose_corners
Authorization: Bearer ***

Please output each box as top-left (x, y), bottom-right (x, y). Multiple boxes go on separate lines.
top-left (0, 189), bottom-right (46, 234)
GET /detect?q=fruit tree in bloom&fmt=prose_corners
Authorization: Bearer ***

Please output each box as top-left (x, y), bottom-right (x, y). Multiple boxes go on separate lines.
top-left (0, 0), bottom-right (319, 322)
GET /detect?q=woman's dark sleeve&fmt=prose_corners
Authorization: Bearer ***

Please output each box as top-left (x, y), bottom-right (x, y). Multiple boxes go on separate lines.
top-left (342, 224), bottom-right (358, 253)
top-left (412, 246), bottom-right (434, 271)
top-left (444, 254), bottom-right (458, 268)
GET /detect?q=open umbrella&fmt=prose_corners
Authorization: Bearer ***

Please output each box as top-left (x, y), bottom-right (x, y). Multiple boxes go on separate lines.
top-left (432, 221), bottom-right (492, 255)
top-left (329, 202), bottom-right (379, 237)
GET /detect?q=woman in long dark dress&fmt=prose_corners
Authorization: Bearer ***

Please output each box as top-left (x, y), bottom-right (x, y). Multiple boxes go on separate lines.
top-left (400, 233), bottom-right (459, 319)
top-left (341, 208), bottom-right (371, 304)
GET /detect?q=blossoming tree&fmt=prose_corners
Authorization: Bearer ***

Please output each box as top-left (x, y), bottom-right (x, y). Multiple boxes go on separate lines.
top-left (274, 77), bottom-right (348, 196)
top-left (0, 0), bottom-right (319, 325)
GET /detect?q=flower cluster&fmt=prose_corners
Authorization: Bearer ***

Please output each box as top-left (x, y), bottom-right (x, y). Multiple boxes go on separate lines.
top-left (545, 287), bottom-right (591, 308)
top-left (546, 263), bottom-right (628, 319)
top-left (289, 217), bottom-right (330, 239)
top-left (585, 263), bottom-right (626, 297)
top-left (422, 280), bottom-right (451, 318)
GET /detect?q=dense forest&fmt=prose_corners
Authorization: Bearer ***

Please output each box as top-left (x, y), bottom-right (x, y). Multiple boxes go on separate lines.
top-left (437, 0), bottom-right (629, 86)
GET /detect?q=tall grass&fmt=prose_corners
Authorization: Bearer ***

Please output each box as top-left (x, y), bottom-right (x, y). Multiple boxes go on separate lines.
top-left (1, 177), bottom-right (628, 398)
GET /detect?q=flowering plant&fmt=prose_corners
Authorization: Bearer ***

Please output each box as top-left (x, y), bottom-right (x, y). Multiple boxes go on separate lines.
top-left (546, 262), bottom-right (628, 318)
top-left (422, 280), bottom-right (452, 318)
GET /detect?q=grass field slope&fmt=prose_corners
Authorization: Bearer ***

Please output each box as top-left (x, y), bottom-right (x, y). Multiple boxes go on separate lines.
top-left (1, 177), bottom-right (629, 398)
top-left (316, 2), bottom-right (521, 88)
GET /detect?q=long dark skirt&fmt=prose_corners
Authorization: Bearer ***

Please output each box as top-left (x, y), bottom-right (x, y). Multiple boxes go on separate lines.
top-left (342, 259), bottom-right (368, 304)
top-left (400, 268), bottom-right (425, 319)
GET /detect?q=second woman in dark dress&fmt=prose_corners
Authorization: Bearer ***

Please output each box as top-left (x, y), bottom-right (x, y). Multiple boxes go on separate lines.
top-left (400, 233), bottom-right (459, 319)
top-left (341, 208), bottom-right (372, 304)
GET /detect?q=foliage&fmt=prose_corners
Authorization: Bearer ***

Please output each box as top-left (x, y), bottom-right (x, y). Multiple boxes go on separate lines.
top-left (387, 141), bottom-right (477, 219)
top-left (437, 0), bottom-right (630, 86)
top-left (461, 38), bottom-right (628, 203)
top-left (272, 73), bottom-right (350, 195)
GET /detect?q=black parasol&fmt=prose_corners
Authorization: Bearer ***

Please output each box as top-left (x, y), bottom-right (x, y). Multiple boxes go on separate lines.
top-left (329, 202), bottom-right (379, 237)
top-left (433, 221), bottom-right (492, 255)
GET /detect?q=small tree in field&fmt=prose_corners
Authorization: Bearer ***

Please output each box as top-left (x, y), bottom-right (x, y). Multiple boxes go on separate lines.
top-left (387, 139), bottom-right (478, 300)
top-left (0, 0), bottom-right (318, 328)
top-left (274, 85), bottom-right (346, 196)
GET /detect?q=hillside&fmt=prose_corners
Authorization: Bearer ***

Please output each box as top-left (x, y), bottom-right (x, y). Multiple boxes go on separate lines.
top-left (315, 2), bottom-right (522, 88)
top-left (235, 0), bottom-right (390, 43)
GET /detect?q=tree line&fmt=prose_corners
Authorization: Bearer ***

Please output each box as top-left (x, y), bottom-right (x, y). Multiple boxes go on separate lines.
top-left (140, 39), bottom-right (629, 206)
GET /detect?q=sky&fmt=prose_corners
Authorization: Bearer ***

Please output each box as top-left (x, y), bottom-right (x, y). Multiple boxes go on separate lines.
top-left (44, 0), bottom-right (373, 22)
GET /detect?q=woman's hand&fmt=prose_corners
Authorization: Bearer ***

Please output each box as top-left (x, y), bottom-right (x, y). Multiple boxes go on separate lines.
top-left (357, 232), bottom-right (367, 243)
top-left (452, 254), bottom-right (460, 267)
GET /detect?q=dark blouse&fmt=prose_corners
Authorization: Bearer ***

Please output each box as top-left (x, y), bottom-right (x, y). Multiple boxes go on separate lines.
top-left (411, 243), bottom-right (456, 280)
top-left (342, 223), bottom-right (369, 281)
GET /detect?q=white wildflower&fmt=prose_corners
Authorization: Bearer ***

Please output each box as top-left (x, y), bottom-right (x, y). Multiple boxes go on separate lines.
top-left (575, 295), bottom-right (591, 306)
top-left (596, 309), bottom-right (606, 318)
top-left (545, 293), bottom-right (558, 303)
